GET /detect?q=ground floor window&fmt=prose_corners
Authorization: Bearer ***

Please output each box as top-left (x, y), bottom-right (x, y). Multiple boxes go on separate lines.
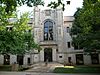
top-left (91, 54), bottom-right (99, 64)
top-left (4, 54), bottom-right (10, 65)
top-left (17, 55), bottom-right (24, 65)
top-left (76, 54), bottom-right (84, 65)
top-left (68, 57), bottom-right (71, 63)
top-left (27, 58), bottom-right (30, 65)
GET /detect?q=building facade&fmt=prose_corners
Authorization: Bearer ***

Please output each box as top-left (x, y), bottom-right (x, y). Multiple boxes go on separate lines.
top-left (0, 8), bottom-right (100, 65)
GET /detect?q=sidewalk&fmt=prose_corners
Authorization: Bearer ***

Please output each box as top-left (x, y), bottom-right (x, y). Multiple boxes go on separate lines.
top-left (0, 72), bottom-right (100, 75)
top-left (25, 62), bottom-right (64, 73)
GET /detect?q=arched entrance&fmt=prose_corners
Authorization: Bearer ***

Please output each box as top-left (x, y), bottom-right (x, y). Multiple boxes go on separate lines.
top-left (44, 48), bottom-right (52, 62)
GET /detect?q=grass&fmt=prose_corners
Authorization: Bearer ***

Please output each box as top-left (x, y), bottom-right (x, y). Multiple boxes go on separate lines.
top-left (0, 65), bottom-right (29, 71)
top-left (53, 66), bottom-right (100, 73)
top-left (0, 65), bottom-right (12, 71)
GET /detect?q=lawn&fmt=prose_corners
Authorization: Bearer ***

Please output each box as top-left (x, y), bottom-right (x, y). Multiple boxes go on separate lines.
top-left (0, 65), bottom-right (12, 71)
top-left (0, 65), bottom-right (30, 71)
top-left (53, 66), bottom-right (100, 73)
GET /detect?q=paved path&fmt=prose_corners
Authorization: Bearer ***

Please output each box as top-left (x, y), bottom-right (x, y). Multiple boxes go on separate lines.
top-left (25, 62), bottom-right (64, 73)
top-left (0, 72), bottom-right (100, 75)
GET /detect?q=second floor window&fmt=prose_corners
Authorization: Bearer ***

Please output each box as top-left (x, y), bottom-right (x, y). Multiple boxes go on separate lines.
top-left (44, 20), bottom-right (53, 41)
top-left (6, 26), bottom-right (13, 31)
top-left (66, 27), bottom-right (70, 33)
top-left (68, 42), bottom-right (71, 48)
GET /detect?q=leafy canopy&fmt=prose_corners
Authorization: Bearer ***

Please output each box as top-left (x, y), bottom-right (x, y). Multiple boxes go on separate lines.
top-left (71, 0), bottom-right (100, 54)
top-left (0, 11), bottom-right (41, 54)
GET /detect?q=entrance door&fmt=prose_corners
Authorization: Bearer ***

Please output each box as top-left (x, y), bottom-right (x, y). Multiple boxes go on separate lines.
top-left (44, 48), bottom-right (52, 62)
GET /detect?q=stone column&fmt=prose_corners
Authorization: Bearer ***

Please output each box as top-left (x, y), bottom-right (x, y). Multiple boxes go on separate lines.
top-left (24, 55), bottom-right (30, 65)
top-left (84, 55), bottom-right (91, 65)
top-left (71, 54), bottom-right (76, 65)
top-left (53, 48), bottom-right (57, 62)
top-left (24, 55), bottom-right (27, 65)
top-left (10, 55), bottom-right (17, 65)
top-left (40, 48), bottom-right (44, 62)
top-left (30, 54), bottom-right (34, 64)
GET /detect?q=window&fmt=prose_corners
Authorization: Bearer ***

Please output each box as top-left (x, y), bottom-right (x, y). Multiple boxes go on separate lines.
top-left (29, 30), bottom-right (31, 32)
top-left (44, 20), bottom-right (53, 40)
top-left (6, 26), bottom-right (13, 31)
top-left (73, 43), bottom-right (83, 50)
top-left (74, 45), bottom-right (78, 49)
top-left (91, 54), bottom-right (99, 64)
top-left (68, 57), bottom-right (71, 63)
top-left (59, 56), bottom-right (62, 58)
top-left (66, 1), bottom-right (70, 5)
top-left (4, 54), bottom-right (10, 65)
top-left (76, 54), bottom-right (84, 65)
top-left (66, 27), bottom-right (70, 33)
top-left (56, 49), bottom-right (58, 52)
top-left (67, 42), bottom-right (71, 48)
top-left (27, 58), bottom-right (30, 64)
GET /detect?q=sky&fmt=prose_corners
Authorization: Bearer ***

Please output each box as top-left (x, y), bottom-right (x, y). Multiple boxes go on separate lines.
top-left (17, 0), bottom-right (83, 16)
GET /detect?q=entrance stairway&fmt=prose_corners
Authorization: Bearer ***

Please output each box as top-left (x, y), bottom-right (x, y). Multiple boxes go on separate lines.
top-left (25, 62), bottom-right (64, 73)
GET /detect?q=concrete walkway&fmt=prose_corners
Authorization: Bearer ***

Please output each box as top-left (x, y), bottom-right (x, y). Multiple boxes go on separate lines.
top-left (0, 72), bottom-right (100, 75)
top-left (25, 62), bottom-right (64, 73)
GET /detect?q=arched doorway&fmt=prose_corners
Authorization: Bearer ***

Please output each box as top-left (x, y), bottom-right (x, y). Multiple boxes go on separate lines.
top-left (44, 48), bottom-right (52, 62)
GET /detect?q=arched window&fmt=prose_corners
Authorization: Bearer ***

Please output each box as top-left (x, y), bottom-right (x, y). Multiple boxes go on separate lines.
top-left (44, 20), bottom-right (53, 40)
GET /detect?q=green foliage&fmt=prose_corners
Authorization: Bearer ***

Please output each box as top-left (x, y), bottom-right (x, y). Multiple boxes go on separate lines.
top-left (0, 0), bottom-right (44, 13)
top-left (48, 0), bottom-right (65, 11)
top-left (0, 0), bottom-right (43, 55)
top-left (0, 10), bottom-right (41, 54)
top-left (71, 0), bottom-right (100, 53)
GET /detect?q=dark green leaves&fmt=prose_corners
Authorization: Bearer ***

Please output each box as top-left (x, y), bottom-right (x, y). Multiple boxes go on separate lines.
top-left (0, 0), bottom-right (44, 14)
top-left (48, 0), bottom-right (65, 11)
top-left (71, 0), bottom-right (100, 53)
top-left (0, 12), bottom-right (41, 54)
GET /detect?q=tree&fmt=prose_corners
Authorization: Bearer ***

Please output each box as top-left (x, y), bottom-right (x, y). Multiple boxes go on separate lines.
top-left (0, 0), bottom-right (67, 13)
top-left (0, 11), bottom-right (41, 54)
top-left (0, 0), bottom-right (44, 54)
top-left (48, 0), bottom-right (70, 11)
top-left (0, 0), bottom-right (44, 13)
top-left (71, 0), bottom-right (100, 54)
